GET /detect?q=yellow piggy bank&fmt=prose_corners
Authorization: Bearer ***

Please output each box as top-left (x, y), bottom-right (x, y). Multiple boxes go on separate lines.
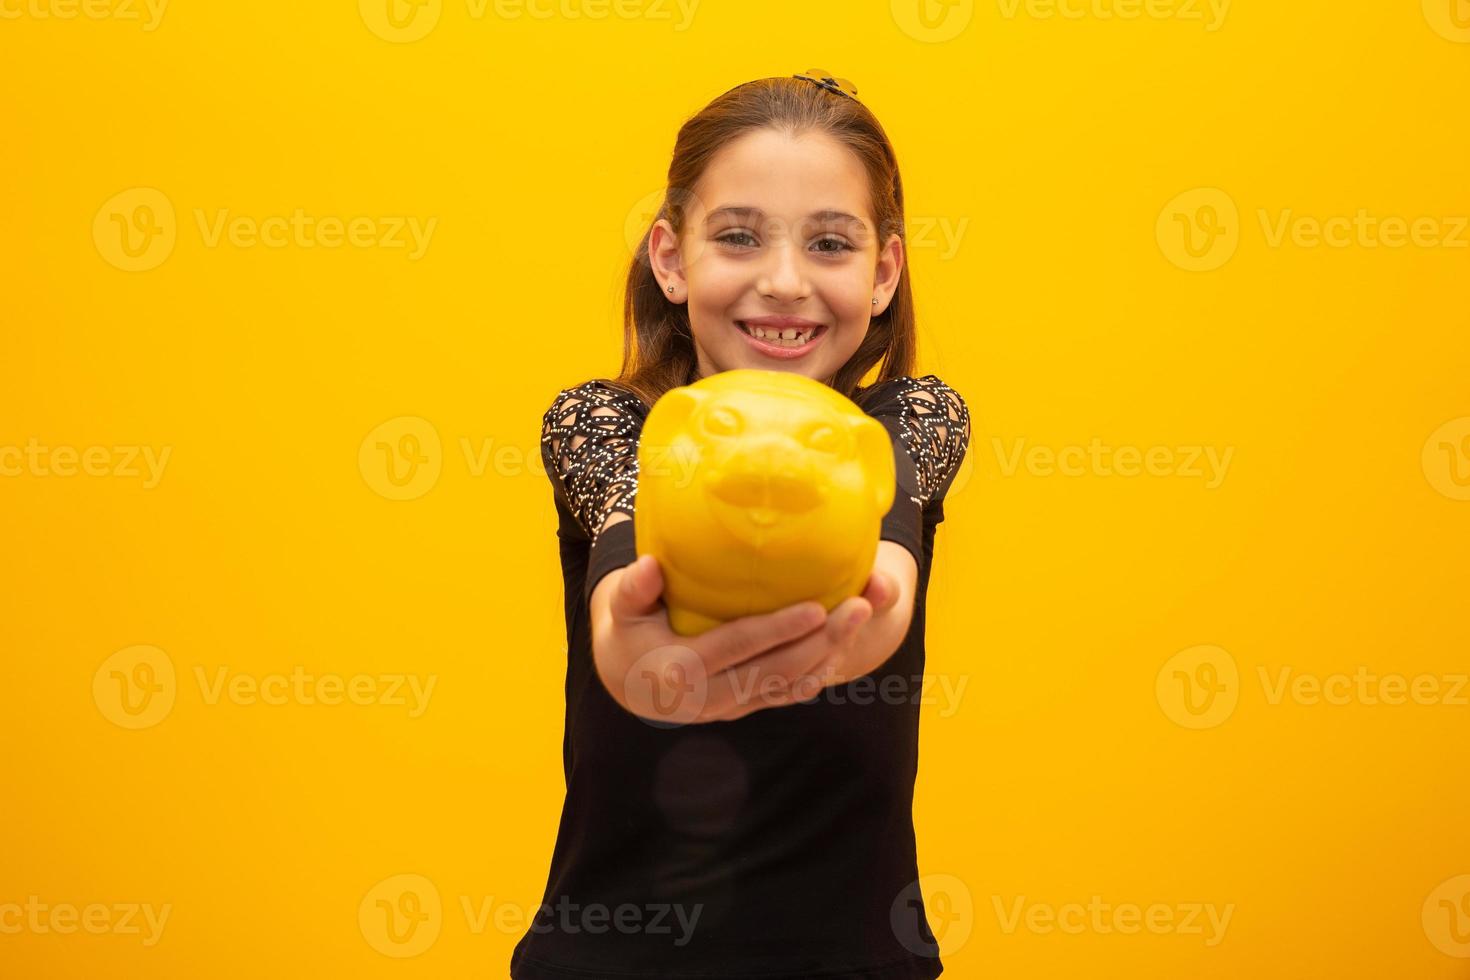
top-left (635, 368), bottom-right (896, 636)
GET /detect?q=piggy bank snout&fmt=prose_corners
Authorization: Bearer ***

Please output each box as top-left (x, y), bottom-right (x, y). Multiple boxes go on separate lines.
top-left (709, 438), bottom-right (824, 518)
top-left (711, 468), bottom-right (822, 514)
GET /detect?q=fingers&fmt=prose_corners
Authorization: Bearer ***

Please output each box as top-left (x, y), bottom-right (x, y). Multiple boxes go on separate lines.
top-left (831, 597), bottom-right (874, 642)
top-left (609, 555), bottom-right (664, 622)
top-left (862, 571), bottom-right (898, 612)
top-left (701, 630), bottom-right (833, 720)
top-left (701, 598), bottom-right (873, 722)
top-left (695, 599), bottom-right (827, 676)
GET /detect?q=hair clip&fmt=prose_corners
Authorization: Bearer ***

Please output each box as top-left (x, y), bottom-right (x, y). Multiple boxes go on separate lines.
top-left (793, 69), bottom-right (859, 102)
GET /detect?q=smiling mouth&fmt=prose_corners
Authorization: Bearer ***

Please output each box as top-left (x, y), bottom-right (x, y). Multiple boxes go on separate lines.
top-left (736, 321), bottom-right (827, 348)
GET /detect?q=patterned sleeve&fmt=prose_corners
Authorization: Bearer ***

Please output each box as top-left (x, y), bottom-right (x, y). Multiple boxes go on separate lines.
top-left (539, 380), bottom-right (647, 547)
top-left (861, 374), bottom-right (971, 568)
top-left (862, 374), bottom-right (971, 507)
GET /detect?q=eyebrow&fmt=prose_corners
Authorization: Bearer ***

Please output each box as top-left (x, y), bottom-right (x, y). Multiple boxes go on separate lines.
top-left (704, 206), bottom-right (868, 230)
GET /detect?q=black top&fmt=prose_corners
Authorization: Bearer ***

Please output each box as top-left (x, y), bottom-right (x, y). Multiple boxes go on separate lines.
top-left (513, 374), bottom-right (972, 980)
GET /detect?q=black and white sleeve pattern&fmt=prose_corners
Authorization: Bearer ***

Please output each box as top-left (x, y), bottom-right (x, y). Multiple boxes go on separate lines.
top-left (861, 374), bottom-right (972, 566)
top-left (540, 380), bottom-right (649, 605)
top-left (539, 380), bottom-right (647, 547)
top-left (863, 374), bottom-right (971, 507)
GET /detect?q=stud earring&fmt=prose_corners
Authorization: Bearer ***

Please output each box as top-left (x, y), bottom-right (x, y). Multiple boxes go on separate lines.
top-left (668, 285), bottom-right (675, 293)
top-left (872, 298), bottom-right (878, 305)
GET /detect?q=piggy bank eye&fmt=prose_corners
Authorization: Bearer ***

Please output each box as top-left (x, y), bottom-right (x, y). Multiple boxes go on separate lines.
top-left (703, 407), bottom-right (742, 438)
top-left (805, 424), bottom-right (842, 454)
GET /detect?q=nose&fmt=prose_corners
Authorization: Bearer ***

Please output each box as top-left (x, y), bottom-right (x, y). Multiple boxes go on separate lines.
top-left (756, 238), bottom-right (810, 303)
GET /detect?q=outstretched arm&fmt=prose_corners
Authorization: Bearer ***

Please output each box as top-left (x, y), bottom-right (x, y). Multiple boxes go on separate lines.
top-left (812, 375), bottom-right (970, 683)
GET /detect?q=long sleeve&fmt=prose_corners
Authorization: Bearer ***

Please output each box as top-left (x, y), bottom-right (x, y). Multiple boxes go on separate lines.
top-left (539, 380), bottom-right (649, 604)
top-left (860, 374), bottom-right (972, 568)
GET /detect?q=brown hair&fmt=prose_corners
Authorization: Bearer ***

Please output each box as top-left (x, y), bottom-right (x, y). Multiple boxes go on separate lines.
top-left (602, 75), bottom-right (917, 410)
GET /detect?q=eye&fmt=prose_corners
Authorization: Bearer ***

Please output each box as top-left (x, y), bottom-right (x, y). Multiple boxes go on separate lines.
top-left (813, 236), bottom-right (856, 254)
top-left (715, 230), bottom-right (757, 249)
top-left (805, 424), bottom-right (842, 454)
top-left (714, 231), bottom-right (857, 254)
top-left (703, 406), bottom-right (742, 438)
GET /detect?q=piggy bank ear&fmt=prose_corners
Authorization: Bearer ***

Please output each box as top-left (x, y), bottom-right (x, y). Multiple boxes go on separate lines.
top-left (850, 415), bottom-right (897, 515)
top-left (644, 386), bottom-right (707, 447)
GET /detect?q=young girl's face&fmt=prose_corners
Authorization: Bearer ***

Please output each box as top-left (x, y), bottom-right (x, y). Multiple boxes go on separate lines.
top-left (649, 127), bottom-right (904, 385)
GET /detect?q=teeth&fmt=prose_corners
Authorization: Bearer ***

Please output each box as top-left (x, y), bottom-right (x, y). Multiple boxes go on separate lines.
top-left (742, 323), bottom-right (816, 347)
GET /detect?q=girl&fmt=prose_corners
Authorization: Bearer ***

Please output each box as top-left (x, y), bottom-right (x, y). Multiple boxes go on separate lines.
top-left (517, 71), bottom-right (971, 980)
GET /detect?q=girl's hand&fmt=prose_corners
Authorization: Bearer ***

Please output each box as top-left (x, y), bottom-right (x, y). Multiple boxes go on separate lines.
top-left (590, 555), bottom-right (890, 724)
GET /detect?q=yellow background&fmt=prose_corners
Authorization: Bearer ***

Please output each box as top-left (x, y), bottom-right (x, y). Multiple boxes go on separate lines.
top-left (3, 0), bottom-right (1468, 977)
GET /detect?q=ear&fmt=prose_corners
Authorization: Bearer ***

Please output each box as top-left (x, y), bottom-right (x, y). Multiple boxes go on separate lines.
top-left (643, 385), bottom-right (706, 449)
top-left (850, 414), bottom-right (896, 515)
